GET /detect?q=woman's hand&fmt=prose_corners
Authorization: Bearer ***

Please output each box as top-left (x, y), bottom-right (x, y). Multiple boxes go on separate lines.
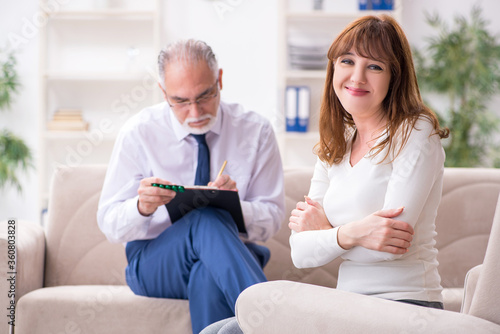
top-left (288, 196), bottom-right (332, 232)
top-left (137, 177), bottom-right (176, 216)
top-left (337, 207), bottom-right (414, 254)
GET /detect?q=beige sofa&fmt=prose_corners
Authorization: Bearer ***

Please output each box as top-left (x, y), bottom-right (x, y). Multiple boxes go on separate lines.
top-left (1, 165), bottom-right (500, 334)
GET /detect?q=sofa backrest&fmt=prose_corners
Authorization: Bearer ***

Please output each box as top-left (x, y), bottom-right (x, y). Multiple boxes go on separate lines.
top-left (434, 168), bottom-right (500, 288)
top-left (263, 167), bottom-right (500, 292)
top-left (44, 165), bottom-right (500, 291)
top-left (44, 165), bottom-right (127, 287)
top-left (262, 167), bottom-right (341, 288)
top-left (468, 192), bottom-right (500, 325)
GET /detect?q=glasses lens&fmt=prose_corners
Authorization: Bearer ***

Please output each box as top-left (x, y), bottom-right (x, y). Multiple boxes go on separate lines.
top-left (172, 101), bottom-right (190, 112)
top-left (198, 94), bottom-right (214, 105)
top-left (169, 80), bottom-right (218, 111)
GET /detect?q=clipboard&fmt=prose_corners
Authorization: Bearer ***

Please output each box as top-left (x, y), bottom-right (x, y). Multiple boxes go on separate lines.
top-left (164, 186), bottom-right (246, 234)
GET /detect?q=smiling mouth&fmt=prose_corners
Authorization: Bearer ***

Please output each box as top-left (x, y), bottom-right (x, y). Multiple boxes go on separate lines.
top-left (347, 86), bottom-right (369, 92)
top-left (346, 86), bottom-right (369, 96)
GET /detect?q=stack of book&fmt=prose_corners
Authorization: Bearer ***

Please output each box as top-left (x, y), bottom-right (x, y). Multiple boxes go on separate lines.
top-left (47, 109), bottom-right (89, 131)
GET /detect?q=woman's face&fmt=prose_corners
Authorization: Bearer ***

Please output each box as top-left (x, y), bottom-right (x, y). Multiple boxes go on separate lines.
top-left (333, 48), bottom-right (391, 122)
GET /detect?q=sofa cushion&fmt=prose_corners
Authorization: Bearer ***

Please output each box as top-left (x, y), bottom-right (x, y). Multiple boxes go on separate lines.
top-left (16, 286), bottom-right (191, 334)
top-left (436, 168), bottom-right (500, 289)
top-left (236, 281), bottom-right (500, 334)
top-left (44, 165), bottom-right (127, 287)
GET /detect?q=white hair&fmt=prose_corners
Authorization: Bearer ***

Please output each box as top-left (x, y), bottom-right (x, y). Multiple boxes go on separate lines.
top-left (157, 39), bottom-right (218, 88)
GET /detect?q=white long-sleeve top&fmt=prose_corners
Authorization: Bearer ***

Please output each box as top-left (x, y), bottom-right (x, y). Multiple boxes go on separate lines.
top-left (97, 101), bottom-right (285, 244)
top-left (290, 117), bottom-right (444, 302)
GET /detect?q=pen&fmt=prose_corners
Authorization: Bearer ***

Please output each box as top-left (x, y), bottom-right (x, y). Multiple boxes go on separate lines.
top-left (216, 160), bottom-right (227, 179)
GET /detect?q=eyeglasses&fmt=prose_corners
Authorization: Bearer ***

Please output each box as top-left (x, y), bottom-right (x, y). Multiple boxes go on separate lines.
top-left (166, 79), bottom-right (219, 113)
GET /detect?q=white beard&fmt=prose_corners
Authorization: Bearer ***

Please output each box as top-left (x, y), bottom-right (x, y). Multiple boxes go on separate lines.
top-left (182, 114), bottom-right (217, 135)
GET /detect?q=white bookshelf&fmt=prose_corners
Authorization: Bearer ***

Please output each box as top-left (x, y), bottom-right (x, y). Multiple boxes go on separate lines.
top-left (277, 0), bottom-right (402, 167)
top-left (38, 0), bottom-right (162, 215)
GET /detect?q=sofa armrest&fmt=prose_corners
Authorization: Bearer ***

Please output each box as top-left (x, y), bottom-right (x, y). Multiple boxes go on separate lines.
top-left (236, 280), bottom-right (500, 334)
top-left (0, 220), bottom-right (46, 303)
top-left (461, 264), bottom-right (482, 314)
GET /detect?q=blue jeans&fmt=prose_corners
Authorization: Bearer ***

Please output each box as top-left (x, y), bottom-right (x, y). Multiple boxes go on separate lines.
top-left (125, 207), bottom-right (269, 334)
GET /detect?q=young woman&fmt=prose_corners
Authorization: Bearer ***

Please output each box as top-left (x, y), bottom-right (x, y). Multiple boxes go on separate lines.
top-left (289, 14), bottom-right (448, 309)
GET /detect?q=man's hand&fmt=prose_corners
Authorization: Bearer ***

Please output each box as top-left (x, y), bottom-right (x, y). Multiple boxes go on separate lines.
top-left (289, 196), bottom-right (332, 232)
top-left (137, 177), bottom-right (176, 216)
top-left (337, 207), bottom-right (414, 254)
top-left (208, 174), bottom-right (237, 191)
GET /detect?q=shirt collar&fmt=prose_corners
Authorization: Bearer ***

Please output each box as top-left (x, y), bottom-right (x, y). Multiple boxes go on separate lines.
top-left (169, 103), bottom-right (223, 142)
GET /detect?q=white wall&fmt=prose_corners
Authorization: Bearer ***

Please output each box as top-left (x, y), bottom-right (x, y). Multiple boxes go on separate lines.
top-left (162, 0), bottom-right (279, 120)
top-left (1, 0), bottom-right (500, 222)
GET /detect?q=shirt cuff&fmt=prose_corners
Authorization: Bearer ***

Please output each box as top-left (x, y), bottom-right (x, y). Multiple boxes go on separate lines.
top-left (290, 226), bottom-right (348, 268)
top-left (124, 195), bottom-right (152, 236)
top-left (239, 200), bottom-right (254, 240)
top-left (240, 200), bottom-right (253, 224)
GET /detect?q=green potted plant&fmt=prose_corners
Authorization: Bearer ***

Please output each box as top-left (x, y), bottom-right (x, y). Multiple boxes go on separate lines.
top-left (413, 6), bottom-right (500, 167)
top-left (0, 49), bottom-right (33, 191)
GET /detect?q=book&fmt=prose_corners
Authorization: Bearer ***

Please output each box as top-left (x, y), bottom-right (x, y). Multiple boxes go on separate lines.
top-left (47, 120), bottom-right (89, 131)
top-left (52, 114), bottom-right (83, 121)
top-left (164, 185), bottom-right (246, 234)
top-left (48, 108), bottom-right (89, 131)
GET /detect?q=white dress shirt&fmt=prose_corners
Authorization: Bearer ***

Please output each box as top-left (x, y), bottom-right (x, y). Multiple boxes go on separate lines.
top-left (97, 101), bottom-right (285, 244)
top-left (290, 117), bottom-right (444, 302)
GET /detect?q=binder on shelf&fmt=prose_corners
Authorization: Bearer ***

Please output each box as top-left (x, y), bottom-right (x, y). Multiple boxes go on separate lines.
top-left (297, 86), bottom-right (310, 132)
top-left (285, 86), bottom-right (310, 133)
top-left (382, 0), bottom-right (393, 10)
top-left (286, 86), bottom-right (298, 132)
top-left (372, 0), bottom-right (383, 10)
top-left (359, 0), bottom-right (393, 10)
top-left (359, 0), bottom-right (369, 10)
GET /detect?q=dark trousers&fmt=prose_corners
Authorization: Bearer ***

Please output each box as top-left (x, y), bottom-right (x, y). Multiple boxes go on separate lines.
top-left (125, 207), bottom-right (269, 334)
top-left (397, 299), bottom-right (444, 309)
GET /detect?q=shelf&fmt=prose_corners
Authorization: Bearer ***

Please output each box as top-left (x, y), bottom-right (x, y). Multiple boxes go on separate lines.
top-left (44, 71), bottom-right (148, 81)
top-left (287, 11), bottom-right (359, 19)
top-left (279, 131), bottom-right (320, 140)
top-left (43, 131), bottom-right (117, 141)
top-left (38, 0), bottom-right (161, 215)
top-left (46, 10), bottom-right (156, 20)
top-left (287, 10), bottom-right (396, 20)
top-left (286, 70), bottom-right (326, 79)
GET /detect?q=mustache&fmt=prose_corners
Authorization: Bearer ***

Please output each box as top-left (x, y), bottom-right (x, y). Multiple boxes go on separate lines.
top-left (183, 114), bottom-right (213, 124)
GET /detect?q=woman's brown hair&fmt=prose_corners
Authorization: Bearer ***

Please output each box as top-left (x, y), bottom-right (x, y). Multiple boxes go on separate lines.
top-left (315, 14), bottom-right (448, 165)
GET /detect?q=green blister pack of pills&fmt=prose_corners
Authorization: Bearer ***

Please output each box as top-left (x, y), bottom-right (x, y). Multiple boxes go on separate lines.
top-left (151, 183), bottom-right (185, 192)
